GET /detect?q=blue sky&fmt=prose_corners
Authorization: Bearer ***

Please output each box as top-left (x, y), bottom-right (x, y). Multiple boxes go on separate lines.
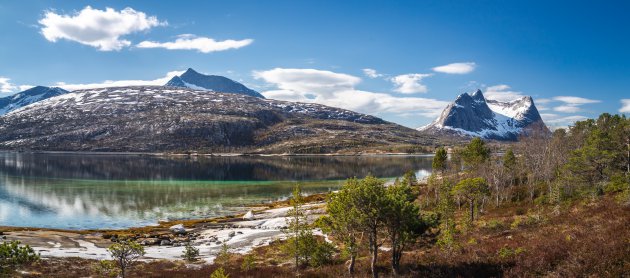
top-left (0, 0), bottom-right (628, 128)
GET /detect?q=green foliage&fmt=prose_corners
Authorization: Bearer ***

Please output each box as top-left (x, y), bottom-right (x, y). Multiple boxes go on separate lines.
top-left (436, 179), bottom-right (457, 251)
top-left (384, 181), bottom-right (428, 274)
top-left (462, 137), bottom-right (491, 170)
top-left (107, 240), bottom-right (145, 278)
top-left (433, 147), bottom-right (448, 173)
top-left (210, 267), bottom-right (229, 278)
top-left (486, 219), bottom-right (504, 230)
top-left (503, 148), bottom-right (517, 171)
top-left (0, 240), bottom-right (39, 275)
top-left (92, 260), bottom-right (118, 277)
top-left (215, 243), bottom-right (232, 266)
top-left (452, 177), bottom-right (490, 222)
top-left (240, 253), bottom-right (256, 272)
top-left (498, 246), bottom-right (526, 259)
top-left (283, 185), bottom-right (316, 271)
top-left (182, 242), bottom-right (200, 262)
top-left (309, 241), bottom-right (336, 267)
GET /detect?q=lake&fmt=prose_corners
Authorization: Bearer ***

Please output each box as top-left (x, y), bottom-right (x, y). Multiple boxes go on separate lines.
top-left (0, 152), bottom-right (433, 230)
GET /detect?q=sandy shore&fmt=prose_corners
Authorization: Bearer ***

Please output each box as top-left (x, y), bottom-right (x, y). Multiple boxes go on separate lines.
top-left (2, 203), bottom-right (326, 263)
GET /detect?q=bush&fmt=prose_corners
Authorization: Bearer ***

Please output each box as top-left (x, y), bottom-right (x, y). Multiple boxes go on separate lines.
top-left (182, 242), bottom-right (200, 262)
top-left (310, 241), bottom-right (336, 267)
top-left (107, 240), bottom-right (145, 278)
top-left (486, 219), bottom-right (504, 230)
top-left (210, 267), bottom-right (229, 278)
top-left (0, 240), bottom-right (39, 274)
top-left (215, 243), bottom-right (231, 266)
top-left (241, 253), bottom-right (256, 272)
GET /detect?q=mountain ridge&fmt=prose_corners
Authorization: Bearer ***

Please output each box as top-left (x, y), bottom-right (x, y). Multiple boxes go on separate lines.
top-left (0, 86), bottom-right (68, 115)
top-left (419, 89), bottom-right (548, 140)
top-left (165, 68), bottom-right (264, 98)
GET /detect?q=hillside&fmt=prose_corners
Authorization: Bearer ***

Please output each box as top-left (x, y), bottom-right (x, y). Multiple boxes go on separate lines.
top-left (0, 86), bottom-right (436, 153)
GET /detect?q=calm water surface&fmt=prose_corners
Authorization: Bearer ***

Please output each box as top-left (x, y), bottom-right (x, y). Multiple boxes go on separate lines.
top-left (0, 153), bottom-right (433, 229)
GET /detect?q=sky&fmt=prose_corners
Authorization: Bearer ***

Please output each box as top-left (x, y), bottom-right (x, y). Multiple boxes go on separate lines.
top-left (0, 0), bottom-right (629, 128)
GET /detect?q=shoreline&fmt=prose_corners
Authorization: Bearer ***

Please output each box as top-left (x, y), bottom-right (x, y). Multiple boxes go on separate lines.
top-left (0, 149), bottom-right (434, 157)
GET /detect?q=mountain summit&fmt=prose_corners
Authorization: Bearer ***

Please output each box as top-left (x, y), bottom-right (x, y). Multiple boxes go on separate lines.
top-left (418, 89), bottom-right (548, 140)
top-left (165, 68), bottom-right (264, 98)
top-left (0, 86), bottom-right (68, 115)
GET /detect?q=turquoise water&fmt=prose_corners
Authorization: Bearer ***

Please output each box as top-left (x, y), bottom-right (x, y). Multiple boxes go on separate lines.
top-left (0, 153), bottom-right (432, 229)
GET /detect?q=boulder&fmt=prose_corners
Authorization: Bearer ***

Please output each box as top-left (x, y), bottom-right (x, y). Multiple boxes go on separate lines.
top-left (169, 224), bottom-right (187, 235)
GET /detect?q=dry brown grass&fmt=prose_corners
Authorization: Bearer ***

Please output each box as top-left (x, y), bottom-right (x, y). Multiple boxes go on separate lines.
top-left (13, 195), bottom-right (630, 278)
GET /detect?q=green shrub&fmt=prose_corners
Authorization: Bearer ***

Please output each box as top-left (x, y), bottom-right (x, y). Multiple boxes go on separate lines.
top-left (310, 241), bottom-right (336, 267)
top-left (486, 219), bottom-right (504, 230)
top-left (215, 243), bottom-right (232, 266)
top-left (241, 253), bottom-right (256, 272)
top-left (210, 267), bottom-right (229, 278)
top-left (107, 240), bottom-right (145, 278)
top-left (182, 242), bottom-right (200, 262)
top-left (0, 240), bottom-right (39, 274)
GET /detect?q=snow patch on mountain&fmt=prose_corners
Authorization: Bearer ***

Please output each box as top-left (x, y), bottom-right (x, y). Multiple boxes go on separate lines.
top-left (418, 90), bottom-right (548, 140)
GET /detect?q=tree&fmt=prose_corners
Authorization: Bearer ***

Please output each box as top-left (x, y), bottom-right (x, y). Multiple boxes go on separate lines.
top-left (452, 178), bottom-right (490, 222)
top-left (241, 253), bottom-right (256, 274)
top-left (383, 182), bottom-right (426, 276)
top-left (352, 176), bottom-right (387, 278)
top-left (325, 181), bottom-right (363, 276)
top-left (182, 242), bottom-right (200, 262)
top-left (283, 185), bottom-right (316, 272)
top-left (0, 240), bottom-right (39, 275)
top-left (107, 240), bottom-right (145, 278)
top-left (215, 243), bottom-right (232, 266)
top-left (462, 138), bottom-right (490, 171)
top-left (436, 179), bottom-right (457, 250)
top-left (433, 147), bottom-right (448, 174)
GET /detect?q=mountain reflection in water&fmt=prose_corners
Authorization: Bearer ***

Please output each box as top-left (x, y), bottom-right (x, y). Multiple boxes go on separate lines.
top-left (0, 153), bottom-right (433, 229)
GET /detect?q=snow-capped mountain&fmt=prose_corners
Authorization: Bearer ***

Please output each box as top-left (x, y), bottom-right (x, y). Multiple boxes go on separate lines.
top-left (0, 86), bottom-right (432, 153)
top-left (418, 89), bottom-right (549, 140)
top-left (165, 68), bottom-right (264, 98)
top-left (0, 86), bottom-right (68, 115)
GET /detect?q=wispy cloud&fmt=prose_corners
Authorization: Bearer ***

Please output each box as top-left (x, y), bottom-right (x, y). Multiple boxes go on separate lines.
top-left (552, 96), bottom-right (600, 113)
top-left (541, 113), bottom-right (589, 128)
top-left (137, 34), bottom-right (253, 53)
top-left (620, 99), bottom-right (630, 113)
top-left (432, 62), bottom-right (476, 74)
top-left (362, 68), bottom-right (383, 78)
top-left (390, 73), bottom-right (432, 94)
top-left (53, 70), bottom-right (184, 91)
top-left (39, 6), bottom-right (166, 51)
top-left (483, 84), bottom-right (526, 102)
top-left (254, 68), bottom-right (448, 118)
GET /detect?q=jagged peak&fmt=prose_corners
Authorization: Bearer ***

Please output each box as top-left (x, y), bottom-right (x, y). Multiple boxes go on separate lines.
top-left (471, 89), bottom-right (484, 99)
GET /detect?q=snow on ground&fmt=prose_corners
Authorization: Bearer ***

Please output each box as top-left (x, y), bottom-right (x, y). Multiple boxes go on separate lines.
top-left (6, 202), bottom-right (326, 263)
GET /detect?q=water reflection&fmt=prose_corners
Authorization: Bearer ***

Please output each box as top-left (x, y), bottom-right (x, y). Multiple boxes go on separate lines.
top-left (0, 153), bottom-right (433, 229)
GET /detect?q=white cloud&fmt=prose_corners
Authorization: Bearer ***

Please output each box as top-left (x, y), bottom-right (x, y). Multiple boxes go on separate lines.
top-left (432, 62), bottom-right (476, 74)
top-left (483, 84), bottom-right (526, 102)
top-left (0, 77), bottom-right (17, 93)
top-left (541, 113), bottom-right (589, 129)
top-left (620, 99), bottom-right (630, 113)
top-left (551, 96), bottom-right (600, 113)
top-left (362, 68), bottom-right (382, 78)
top-left (552, 96), bottom-right (600, 105)
top-left (39, 6), bottom-right (166, 51)
top-left (137, 34), bottom-right (253, 53)
top-left (54, 70), bottom-right (184, 91)
top-left (254, 68), bottom-right (448, 118)
top-left (390, 73), bottom-right (432, 94)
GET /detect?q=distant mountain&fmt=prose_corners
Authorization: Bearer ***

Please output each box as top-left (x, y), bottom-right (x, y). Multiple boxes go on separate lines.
top-left (165, 68), bottom-right (264, 98)
top-left (0, 86), bottom-right (68, 115)
top-left (418, 89), bottom-right (549, 140)
top-left (0, 86), bottom-right (435, 153)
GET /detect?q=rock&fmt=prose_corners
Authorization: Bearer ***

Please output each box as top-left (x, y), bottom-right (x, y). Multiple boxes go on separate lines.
top-left (237, 231), bottom-right (243, 235)
top-left (170, 224), bottom-right (186, 235)
top-left (243, 210), bottom-right (254, 219)
top-left (228, 231), bottom-right (236, 238)
top-left (139, 238), bottom-right (160, 246)
top-left (160, 239), bottom-right (171, 246)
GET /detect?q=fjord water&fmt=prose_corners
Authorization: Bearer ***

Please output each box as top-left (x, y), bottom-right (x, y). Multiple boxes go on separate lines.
top-left (0, 153), bottom-right (432, 230)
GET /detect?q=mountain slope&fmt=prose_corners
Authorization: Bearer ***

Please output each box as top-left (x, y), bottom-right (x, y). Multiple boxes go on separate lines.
top-left (0, 86), bottom-right (68, 115)
top-left (165, 68), bottom-right (264, 98)
top-left (0, 86), bottom-right (434, 153)
top-left (419, 90), bottom-right (548, 140)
